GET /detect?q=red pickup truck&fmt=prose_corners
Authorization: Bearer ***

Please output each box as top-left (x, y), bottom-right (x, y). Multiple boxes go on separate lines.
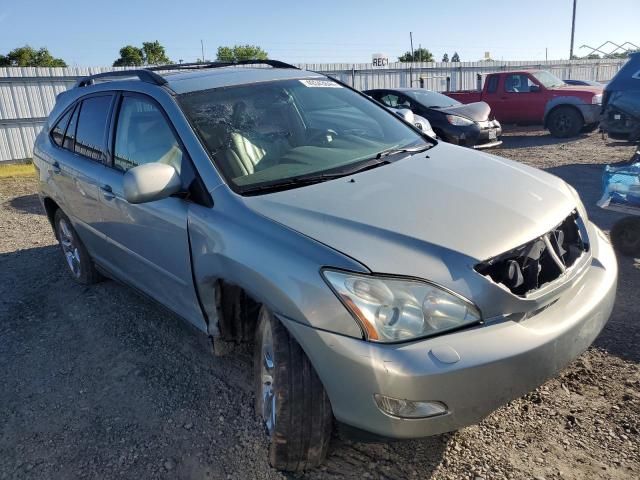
top-left (447, 70), bottom-right (603, 137)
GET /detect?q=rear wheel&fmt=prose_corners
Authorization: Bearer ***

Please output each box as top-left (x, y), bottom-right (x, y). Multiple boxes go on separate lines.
top-left (610, 216), bottom-right (640, 257)
top-left (54, 209), bottom-right (101, 284)
top-left (548, 106), bottom-right (583, 138)
top-left (254, 307), bottom-right (332, 471)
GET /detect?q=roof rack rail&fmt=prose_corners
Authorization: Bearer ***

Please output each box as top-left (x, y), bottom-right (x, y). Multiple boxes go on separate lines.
top-left (73, 60), bottom-right (299, 89)
top-left (74, 70), bottom-right (168, 88)
top-left (146, 59), bottom-right (300, 72)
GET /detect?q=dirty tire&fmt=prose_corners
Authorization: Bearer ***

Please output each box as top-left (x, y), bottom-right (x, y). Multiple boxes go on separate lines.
top-left (54, 209), bottom-right (101, 285)
top-left (254, 307), bottom-right (332, 472)
top-left (548, 106), bottom-right (583, 138)
top-left (610, 216), bottom-right (640, 257)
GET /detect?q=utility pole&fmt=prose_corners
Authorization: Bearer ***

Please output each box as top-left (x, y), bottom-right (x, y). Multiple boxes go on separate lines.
top-left (545, 47), bottom-right (548, 61)
top-left (409, 32), bottom-right (414, 86)
top-left (569, 0), bottom-right (577, 59)
top-left (201, 40), bottom-right (205, 62)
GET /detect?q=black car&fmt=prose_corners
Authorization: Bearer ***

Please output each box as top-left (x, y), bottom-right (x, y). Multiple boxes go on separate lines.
top-left (364, 88), bottom-right (502, 148)
top-left (600, 52), bottom-right (640, 141)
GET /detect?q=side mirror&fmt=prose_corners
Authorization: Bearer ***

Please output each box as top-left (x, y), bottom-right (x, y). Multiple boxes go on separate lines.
top-left (123, 162), bottom-right (182, 204)
top-left (529, 85), bottom-right (541, 93)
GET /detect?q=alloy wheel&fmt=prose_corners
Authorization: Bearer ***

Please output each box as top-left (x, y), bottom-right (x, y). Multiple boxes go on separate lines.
top-left (260, 319), bottom-right (276, 436)
top-left (58, 218), bottom-right (81, 278)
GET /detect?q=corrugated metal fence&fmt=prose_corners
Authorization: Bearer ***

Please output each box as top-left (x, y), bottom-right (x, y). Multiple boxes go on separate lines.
top-left (0, 59), bottom-right (626, 163)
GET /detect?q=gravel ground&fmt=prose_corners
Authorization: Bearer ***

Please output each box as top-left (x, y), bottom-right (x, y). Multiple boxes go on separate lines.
top-left (0, 128), bottom-right (638, 480)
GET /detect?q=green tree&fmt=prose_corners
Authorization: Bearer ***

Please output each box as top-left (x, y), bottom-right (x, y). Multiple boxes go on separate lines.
top-left (113, 45), bottom-right (144, 66)
top-left (451, 52), bottom-right (461, 62)
top-left (216, 44), bottom-right (268, 62)
top-left (398, 47), bottom-right (434, 62)
top-left (0, 45), bottom-right (66, 67)
top-left (585, 53), bottom-right (600, 59)
top-left (142, 41), bottom-right (170, 65)
top-left (442, 53), bottom-right (449, 62)
top-left (113, 41), bottom-right (171, 67)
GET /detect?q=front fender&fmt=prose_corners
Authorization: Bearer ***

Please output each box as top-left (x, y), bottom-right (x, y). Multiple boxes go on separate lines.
top-left (187, 187), bottom-right (367, 340)
top-left (543, 96), bottom-right (593, 125)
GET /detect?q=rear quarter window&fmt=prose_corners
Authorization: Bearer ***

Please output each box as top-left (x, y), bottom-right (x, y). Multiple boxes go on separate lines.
top-left (50, 107), bottom-right (74, 147)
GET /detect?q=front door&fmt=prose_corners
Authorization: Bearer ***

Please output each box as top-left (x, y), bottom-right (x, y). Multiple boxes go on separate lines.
top-left (96, 92), bottom-right (204, 328)
top-left (494, 73), bottom-right (545, 124)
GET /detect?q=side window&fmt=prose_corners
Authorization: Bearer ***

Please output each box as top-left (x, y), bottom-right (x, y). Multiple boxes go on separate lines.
top-left (505, 74), bottom-right (534, 93)
top-left (486, 75), bottom-right (499, 94)
top-left (380, 94), bottom-right (400, 107)
top-left (395, 94), bottom-right (412, 108)
top-left (51, 107), bottom-right (73, 147)
top-left (75, 95), bottom-right (113, 162)
top-left (114, 96), bottom-right (184, 173)
top-left (63, 105), bottom-right (79, 151)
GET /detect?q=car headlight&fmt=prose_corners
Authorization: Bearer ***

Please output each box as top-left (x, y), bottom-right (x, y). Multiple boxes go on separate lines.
top-left (592, 93), bottom-right (603, 105)
top-left (322, 270), bottom-right (481, 342)
top-left (446, 115), bottom-right (474, 126)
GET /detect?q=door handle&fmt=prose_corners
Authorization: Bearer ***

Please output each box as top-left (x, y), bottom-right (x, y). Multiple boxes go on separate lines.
top-left (100, 184), bottom-right (115, 200)
top-left (52, 161), bottom-right (61, 174)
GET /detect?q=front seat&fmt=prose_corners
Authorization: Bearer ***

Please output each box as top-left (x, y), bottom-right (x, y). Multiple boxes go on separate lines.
top-left (225, 132), bottom-right (267, 176)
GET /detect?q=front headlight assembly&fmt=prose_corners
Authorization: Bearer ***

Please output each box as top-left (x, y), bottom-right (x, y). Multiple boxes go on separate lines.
top-left (446, 114), bottom-right (474, 126)
top-left (322, 270), bottom-right (481, 343)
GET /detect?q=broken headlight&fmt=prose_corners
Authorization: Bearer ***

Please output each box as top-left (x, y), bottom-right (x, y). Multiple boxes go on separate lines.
top-left (322, 270), bottom-right (481, 342)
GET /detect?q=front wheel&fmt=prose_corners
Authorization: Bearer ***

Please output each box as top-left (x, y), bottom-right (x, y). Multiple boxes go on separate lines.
top-left (254, 307), bottom-right (332, 471)
top-left (548, 106), bottom-right (583, 138)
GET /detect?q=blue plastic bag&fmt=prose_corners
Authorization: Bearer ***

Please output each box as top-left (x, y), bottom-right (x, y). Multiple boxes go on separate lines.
top-left (598, 149), bottom-right (640, 213)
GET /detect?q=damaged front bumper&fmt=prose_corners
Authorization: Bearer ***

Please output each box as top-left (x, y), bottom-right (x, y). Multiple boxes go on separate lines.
top-left (280, 222), bottom-right (616, 439)
top-left (600, 91), bottom-right (640, 141)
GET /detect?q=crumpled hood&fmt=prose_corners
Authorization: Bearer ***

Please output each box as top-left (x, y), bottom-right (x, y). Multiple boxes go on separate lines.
top-left (438, 101), bottom-right (492, 121)
top-left (243, 143), bottom-right (576, 281)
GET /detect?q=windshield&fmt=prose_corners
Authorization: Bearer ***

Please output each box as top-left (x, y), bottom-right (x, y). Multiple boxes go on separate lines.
top-left (178, 78), bottom-right (429, 193)
top-left (405, 90), bottom-right (461, 108)
top-left (531, 71), bottom-right (566, 88)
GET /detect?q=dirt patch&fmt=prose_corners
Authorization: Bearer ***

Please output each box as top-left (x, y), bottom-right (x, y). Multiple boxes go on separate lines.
top-left (0, 130), bottom-right (638, 480)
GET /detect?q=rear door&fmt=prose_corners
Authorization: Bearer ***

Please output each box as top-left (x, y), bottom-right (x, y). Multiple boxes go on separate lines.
top-left (48, 94), bottom-right (116, 260)
top-left (494, 73), bottom-right (545, 123)
top-left (95, 92), bottom-right (204, 327)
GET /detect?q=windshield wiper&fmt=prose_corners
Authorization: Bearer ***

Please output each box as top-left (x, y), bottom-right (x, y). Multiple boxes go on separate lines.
top-left (375, 144), bottom-right (432, 159)
top-left (239, 158), bottom-right (392, 195)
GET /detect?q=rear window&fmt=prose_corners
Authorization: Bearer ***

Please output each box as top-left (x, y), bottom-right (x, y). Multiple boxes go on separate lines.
top-left (74, 95), bottom-right (113, 162)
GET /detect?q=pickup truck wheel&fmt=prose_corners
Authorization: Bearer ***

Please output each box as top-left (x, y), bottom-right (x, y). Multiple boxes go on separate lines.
top-left (254, 307), bottom-right (332, 471)
top-left (548, 106), bottom-right (583, 138)
top-left (54, 210), bottom-right (101, 285)
top-left (610, 216), bottom-right (640, 257)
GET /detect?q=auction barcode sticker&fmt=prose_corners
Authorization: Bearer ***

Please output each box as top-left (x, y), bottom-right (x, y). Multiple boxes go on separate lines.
top-left (299, 79), bottom-right (342, 88)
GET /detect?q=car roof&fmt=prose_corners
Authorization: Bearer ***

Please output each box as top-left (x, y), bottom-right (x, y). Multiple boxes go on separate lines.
top-left (162, 67), bottom-right (324, 94)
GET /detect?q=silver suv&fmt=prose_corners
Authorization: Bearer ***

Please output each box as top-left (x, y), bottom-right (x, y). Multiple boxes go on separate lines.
top-left (35, 61), bottom-right (617, 471)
